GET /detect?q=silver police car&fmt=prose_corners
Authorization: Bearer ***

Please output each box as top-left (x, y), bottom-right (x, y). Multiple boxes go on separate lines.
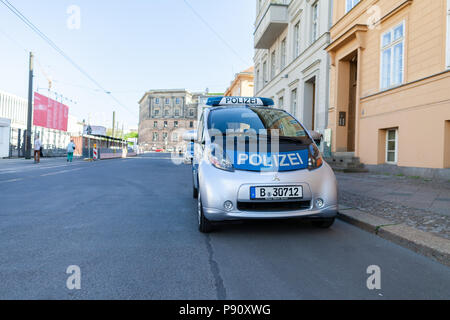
top-left (192, 97), bottom-right (338, 233)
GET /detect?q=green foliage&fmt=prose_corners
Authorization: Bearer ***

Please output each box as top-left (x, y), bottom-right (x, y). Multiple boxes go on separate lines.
top-left (124, 132), bottom-right (139, 140)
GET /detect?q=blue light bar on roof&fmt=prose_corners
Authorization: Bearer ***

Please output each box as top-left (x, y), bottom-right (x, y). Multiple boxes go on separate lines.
top-left (206, 97), bottom-right (274, 107)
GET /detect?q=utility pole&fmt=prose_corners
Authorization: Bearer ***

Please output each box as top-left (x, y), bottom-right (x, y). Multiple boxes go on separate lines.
top-left (25, 52), bottom-right (34, 159)
top-left (88, 113), bottom-right (92, 160)
top-left (112, 111), bottom-right (116, 138)
top-left (121, 123), bottom-right (124, 149)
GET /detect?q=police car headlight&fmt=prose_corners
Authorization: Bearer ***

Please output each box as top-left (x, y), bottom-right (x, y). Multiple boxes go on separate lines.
top-left (208, 145), bottom-right (234, 172)
top-left (308, 144), bottom-right (323, 170)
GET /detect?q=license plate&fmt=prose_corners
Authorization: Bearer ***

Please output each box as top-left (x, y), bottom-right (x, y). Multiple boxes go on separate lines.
top-left (250, 186), bottom-right (303, 200)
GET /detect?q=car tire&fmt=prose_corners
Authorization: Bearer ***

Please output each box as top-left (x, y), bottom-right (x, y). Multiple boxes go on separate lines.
top-left (312, 218), bottom-right (335, 229)
top-left (193, 186), bottom-right (198, 199)
top-left (198, 193), bottom-right (213, 233)
top-left (193, 173), bottom-right (198, 199)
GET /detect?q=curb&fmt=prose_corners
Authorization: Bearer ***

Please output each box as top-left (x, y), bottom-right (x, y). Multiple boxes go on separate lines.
top-left (338, 209), bottom-right (450, 267)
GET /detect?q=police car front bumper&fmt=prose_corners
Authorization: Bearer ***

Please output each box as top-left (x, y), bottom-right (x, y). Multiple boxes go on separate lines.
top-left (199, 161), bottom-right (338, 222)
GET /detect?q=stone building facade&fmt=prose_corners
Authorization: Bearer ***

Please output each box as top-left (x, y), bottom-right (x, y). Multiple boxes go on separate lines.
top-left (138, 89), bottom-right (199, 152)
top-left (254, 0), bottom-right (333, 134)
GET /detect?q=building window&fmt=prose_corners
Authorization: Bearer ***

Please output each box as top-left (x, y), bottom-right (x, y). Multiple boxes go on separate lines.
top-left (154, 109), bottom-right (160, 116)
top-left (263, 61), bottom-right (268, 85)
top-left (165, 109), bottom-right (170, 116)
top-left (447, 0), bottom-right (450, 68)
top-left (175, 109), bottom-right (180, 117)
top-left (290, 89), bottom-right (297, 117)
top-left (279, 96), bottom-right (284, 110)
top-left (176, 98), bottom-right (181, 104)
top-left (163, 132), bottom-right (168, 140)
top-left (386, 129), bottom-right (398, 164)
top-left (190, 121), bottom-right (194, 128)
top-left (271, 50), bottom-right (276, 79)
top-left (189, 109), bottom-right (194, 117)
top-left (294, 22), bottom-right (300, 58)
top-left (172, 133), bottom-right (178, 142)
top-left (381, 21), bottom-right (405, 89)
top-left (280, 38), bottom-right (287, 70)
top-left (346, 0), bottom-right (360, 13)
top-left (153, 121), bottom-right (158, 128)
top-left (174, 121), bottom-right (178, 128)
top-left (153, 132), bottom-right (158, 141)
top-left (165, 98), bottom-right (170, 105)
top-left (311, 2), bottom-right (319, 43)
top-left (155, 98), bottom-right (160, 104)
top-left (164, 121), bottom-right (168, 128)
top-left (256, 68), bottom-right (260, 92)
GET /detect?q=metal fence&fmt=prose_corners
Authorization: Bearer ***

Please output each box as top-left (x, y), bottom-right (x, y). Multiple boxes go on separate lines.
top-left (8, 126), bottom-right (71, 158)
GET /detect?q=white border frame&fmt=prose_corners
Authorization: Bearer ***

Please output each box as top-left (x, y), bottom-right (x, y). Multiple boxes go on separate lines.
top-left (386, 129), bottom-right (398, 164)
top-left (380, 21), bottom-right (406, 90)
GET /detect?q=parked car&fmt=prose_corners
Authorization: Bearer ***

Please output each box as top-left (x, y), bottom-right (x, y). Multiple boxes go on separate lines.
top-left (184, 141), bottom-right (195, 164)
top-left (192, 96), bottom-right (338, 233)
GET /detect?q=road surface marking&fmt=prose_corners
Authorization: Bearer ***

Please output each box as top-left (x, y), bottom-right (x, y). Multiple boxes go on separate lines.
top-left (40, 168), bottom-right (83, 177)
top-left (0, 162), bottom-right (85, 174)
top-left (0, 178), bottom-right (24, 184)
top-left (0, 171), bottom-right (18, 175)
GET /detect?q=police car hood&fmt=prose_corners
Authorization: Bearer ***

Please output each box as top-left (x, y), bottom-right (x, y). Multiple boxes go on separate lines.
top-left (220, 137), bottom-right (312, 172)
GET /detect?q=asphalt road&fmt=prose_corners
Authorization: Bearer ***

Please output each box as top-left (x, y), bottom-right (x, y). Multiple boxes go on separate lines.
top-left (0, 154), bottom-right (449, 299)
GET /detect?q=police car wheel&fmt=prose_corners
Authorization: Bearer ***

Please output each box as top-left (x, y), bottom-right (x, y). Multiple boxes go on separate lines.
top-left (193, 172), bottom-right (198, 198)
top-left (312, 218), bottom-right (335, 229)
top-left (193, 186), bottom-right (198, 199)
top-left (193, 178), bottom-right (198, 199)
top-left (198, 193), bottom-right (213, 233)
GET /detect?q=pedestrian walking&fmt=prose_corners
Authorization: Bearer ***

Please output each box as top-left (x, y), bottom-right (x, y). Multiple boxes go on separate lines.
top-left (34, 135), bottom-right (41, 164)
top-left (67, 139), bottom-right (76, 163)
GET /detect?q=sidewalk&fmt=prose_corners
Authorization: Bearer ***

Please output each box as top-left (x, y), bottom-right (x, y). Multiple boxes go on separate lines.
top-left (0, 157), bottom-right (82, 171)
top-left (336, 171), bottom-right (450, 266)
top-left (337, 172), bottom-right (450, 239)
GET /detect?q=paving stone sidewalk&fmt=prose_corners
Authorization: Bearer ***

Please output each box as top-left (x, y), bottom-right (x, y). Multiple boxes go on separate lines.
top-left (336, 172), bottom-right (450, 240)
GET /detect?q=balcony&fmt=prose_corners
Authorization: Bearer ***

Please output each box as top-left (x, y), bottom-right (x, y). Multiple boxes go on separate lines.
top-left (254, 1), bottom-right (289, 49)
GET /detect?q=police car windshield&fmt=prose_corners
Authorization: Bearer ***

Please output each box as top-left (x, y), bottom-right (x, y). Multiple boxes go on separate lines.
top-left (207, 107), bottom-right (308, 139)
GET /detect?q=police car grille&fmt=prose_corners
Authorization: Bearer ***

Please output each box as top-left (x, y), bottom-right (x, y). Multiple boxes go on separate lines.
top-left (237, 201), bottom-right (312, 212)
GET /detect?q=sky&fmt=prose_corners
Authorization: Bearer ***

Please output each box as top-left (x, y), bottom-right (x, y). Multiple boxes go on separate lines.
top-left (0, 0), bottom-right (256, 130)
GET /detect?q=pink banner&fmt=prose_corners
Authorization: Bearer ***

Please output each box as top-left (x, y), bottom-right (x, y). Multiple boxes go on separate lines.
top-left (33, 92), bottom-right (69, 131)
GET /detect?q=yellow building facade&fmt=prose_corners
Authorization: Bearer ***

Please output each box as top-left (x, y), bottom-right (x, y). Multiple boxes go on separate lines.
top-left (327, 0), bottom-right (450, 171)
top-left (224, 67), bottom-right (255, 97)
